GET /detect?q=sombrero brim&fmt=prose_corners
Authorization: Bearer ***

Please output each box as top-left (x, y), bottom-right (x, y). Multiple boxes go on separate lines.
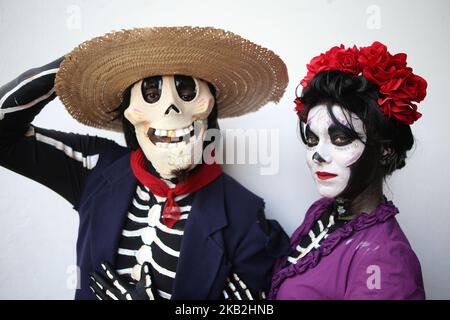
top-left (55, 26), bottom-right (289, 131)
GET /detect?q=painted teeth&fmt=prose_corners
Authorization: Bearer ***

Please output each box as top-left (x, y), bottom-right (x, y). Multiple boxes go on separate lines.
top-left (154, 123), bottom-right (194, 137)
top-left (155, 141), bottom-right (187, 149)
top-left (153, 122), bottom-right (198, 148)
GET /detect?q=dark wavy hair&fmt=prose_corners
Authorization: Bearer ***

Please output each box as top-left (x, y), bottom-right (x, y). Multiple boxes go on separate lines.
top-left (298, 70), bottom-right (414, 178)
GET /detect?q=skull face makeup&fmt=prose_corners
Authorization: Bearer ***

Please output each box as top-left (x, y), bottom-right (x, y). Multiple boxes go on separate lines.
top-left (304, 104), bottom-right (367, 198)
top-left (124, 75), bottom-right (215, 179)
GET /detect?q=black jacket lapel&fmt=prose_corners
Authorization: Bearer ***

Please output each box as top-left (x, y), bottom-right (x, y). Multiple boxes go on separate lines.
top-left (171, 174), bottom-right (228, 299)
top-left (89, 152), bottom-right (137, 271)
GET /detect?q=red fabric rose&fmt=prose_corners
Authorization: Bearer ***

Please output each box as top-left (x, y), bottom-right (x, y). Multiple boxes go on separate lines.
top-left (294, 97), bottom-right (304, 113)
top-left (296, 41), bottom-right (427, 125)
top-left (358, 41), bottom-right (391, 68)
top-left (294, 97), bottom-right (307, 123)
top-left (378, 68), bottom-right (414, 96)
top-left (301, 45), bottom-right (361, 87)
top-left (301, 53), bottom-right (330, 87)
top-left (377, 69), bottom-right (426, 123)
top-left (382, 73), bottom-right (427, 103)
top-left (362, 53), bottom-right (409, 85)
top-left (378, 96), bottom-right (422, 125)
top-left (327, 45), bottom-right (361, 75)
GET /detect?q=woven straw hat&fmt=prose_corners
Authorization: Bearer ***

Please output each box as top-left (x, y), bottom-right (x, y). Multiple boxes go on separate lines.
top-left (55, 26), bottom-right (289, 131)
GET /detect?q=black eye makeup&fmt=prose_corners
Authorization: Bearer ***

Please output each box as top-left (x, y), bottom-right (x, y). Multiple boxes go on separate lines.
top-left (328, 124), bottom-right (359, 146)
top-left (305, 125), bottom-right (319, 147)
top-left (141, 76), bottom-right (162, 104)
top-left (174, 75), bottom-right (197, 102)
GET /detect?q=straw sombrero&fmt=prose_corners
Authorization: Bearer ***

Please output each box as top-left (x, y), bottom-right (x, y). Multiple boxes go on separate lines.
top-left (55, 26), bottom-right (289, 131)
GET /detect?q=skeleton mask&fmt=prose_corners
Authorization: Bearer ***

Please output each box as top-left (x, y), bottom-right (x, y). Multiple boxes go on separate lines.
top-left (304, 104), bottom-right (367, 198)
top-left (124, 75), bottom-right (215, 179)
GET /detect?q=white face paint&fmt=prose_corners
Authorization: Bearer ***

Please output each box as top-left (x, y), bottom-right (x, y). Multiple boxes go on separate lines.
top-left (304, 104), bottom-right (367, 198)
top-left (125, 75), bottom-right (214, 179)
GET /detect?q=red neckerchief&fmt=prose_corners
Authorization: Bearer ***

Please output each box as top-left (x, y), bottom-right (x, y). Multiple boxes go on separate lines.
top-left (130, 148), bottom-right (222, 228)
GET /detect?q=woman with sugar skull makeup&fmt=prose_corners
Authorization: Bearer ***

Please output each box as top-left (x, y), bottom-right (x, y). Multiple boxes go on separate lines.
top-left (0, 27), bottom-right (290, 300)
top-left (268, 42), bottom-right (427, 300)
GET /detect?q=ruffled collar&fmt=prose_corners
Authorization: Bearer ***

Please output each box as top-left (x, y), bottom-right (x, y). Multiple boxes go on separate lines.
top-left (268, 197), bottom-right (399, 299)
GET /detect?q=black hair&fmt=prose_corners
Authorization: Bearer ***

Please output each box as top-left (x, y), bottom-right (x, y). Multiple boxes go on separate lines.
top-left (109, 81), bottom-right (220, 151)
top-left (298, 70), bottom-right (414, 181)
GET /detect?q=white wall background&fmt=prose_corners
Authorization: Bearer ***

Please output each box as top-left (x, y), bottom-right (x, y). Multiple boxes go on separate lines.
top-left (0, 0), bottom-right (448, 299)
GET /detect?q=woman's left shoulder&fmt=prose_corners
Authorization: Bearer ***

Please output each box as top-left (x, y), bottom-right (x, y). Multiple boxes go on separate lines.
top-left (344, 217), bottom-right (425, 299)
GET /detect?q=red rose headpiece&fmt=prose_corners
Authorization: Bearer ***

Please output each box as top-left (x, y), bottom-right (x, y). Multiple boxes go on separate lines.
top-left (294, 42), bottom-right (427, 125)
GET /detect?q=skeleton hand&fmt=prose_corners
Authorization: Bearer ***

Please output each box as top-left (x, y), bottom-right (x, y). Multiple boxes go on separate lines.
top-left (222, 273), bottom-right (266, 300)
top-left (89, 262), bottom-right (158, 300)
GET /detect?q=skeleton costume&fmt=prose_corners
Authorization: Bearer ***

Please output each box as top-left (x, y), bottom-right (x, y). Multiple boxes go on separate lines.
top-left (0, 27), bottom-right (290, 300)
top-left (269, 42), bottom-right (427, 300)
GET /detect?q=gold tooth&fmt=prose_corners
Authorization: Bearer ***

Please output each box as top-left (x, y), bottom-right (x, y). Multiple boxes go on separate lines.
top-left (167, 130), bottom-right (175, 138)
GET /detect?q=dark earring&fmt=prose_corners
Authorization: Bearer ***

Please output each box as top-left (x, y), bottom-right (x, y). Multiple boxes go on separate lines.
top-left (380, 148), bottom-right (395, 166)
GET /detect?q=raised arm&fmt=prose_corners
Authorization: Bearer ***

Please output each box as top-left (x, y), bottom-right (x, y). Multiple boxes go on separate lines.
top-left (0, 57), bottom-right (120, 209)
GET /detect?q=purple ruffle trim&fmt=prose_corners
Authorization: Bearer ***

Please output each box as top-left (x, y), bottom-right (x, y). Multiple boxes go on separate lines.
top-left (268, 197), bottom-right (399, 299)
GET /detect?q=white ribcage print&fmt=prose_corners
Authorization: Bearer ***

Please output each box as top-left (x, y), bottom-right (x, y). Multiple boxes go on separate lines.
top-left (115, 184), bottom-right (192, 300)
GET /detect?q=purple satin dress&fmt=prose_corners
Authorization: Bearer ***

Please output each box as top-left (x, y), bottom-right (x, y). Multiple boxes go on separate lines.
top-left (269, 198), bottom-right (425, 300)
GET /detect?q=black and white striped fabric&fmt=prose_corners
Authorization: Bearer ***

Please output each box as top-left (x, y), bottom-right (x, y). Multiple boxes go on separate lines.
top-left (0, 56), bottom-right (114, 207)
top-left (0, 57), bottom-right (192, 300)
top-left (286, 206), bottom-right (345, 266)
top-left (114, 180), bottom-right (194, 300)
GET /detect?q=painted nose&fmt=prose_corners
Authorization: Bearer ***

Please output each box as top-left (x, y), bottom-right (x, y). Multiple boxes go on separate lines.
top-left (165, 104), bottom-right (181, 115)
top-left (312, 152), bottom-right (326, 164)
top-left (314, 143), bottom-right (332, 164)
